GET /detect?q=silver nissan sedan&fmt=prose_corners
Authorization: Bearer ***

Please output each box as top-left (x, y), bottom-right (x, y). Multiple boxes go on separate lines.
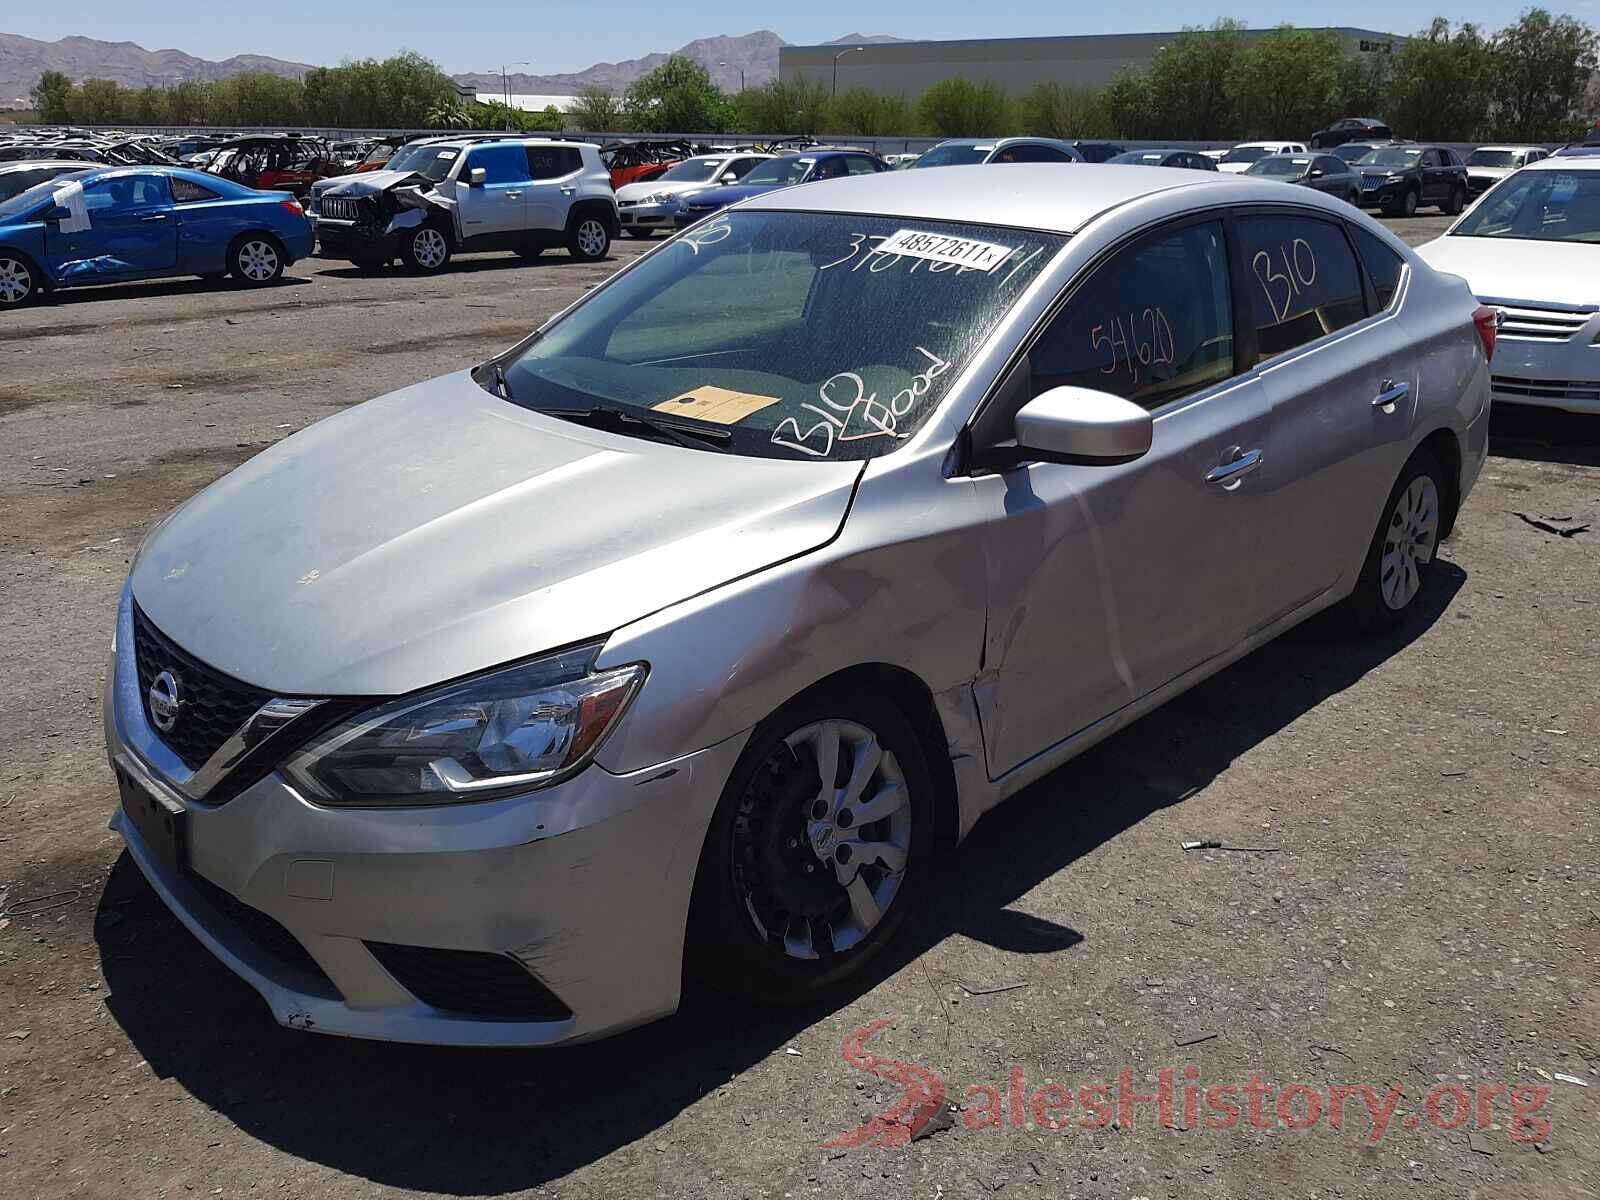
top-left (106, 165), bottom-right (1493, 1046)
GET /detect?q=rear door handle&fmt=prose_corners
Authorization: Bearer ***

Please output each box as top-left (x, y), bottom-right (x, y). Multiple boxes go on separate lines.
top-left (1205, 448), bottom-right (1264, 485)
top-left (504, 191), bottom-right (522, 199)
top-left (1373, 380), bottom-right (1409, 409)
top-left (140, 213), bottom-right (169, 222)
top-left (560, 186), bottom-right (577, 195)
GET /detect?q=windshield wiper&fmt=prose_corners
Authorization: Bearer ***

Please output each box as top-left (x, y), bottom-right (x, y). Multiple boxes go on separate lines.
top-left (542, 405), bottom-right (732, 452)
top-left (489, 362), bottom-right (512, 399)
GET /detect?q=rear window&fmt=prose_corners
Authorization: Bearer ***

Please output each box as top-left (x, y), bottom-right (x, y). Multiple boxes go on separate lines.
top-left (528, 147), bottom-right (583, 179)
top-left (1350, 225), bottom-right (1405, 311)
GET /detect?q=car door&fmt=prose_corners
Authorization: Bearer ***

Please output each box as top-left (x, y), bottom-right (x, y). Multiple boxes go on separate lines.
top-left (524, 146), bottom-right (584, 232)
top-left (1231, 211), bottom-right (1415, 616)
top-left (1419, 149), bottom-right (1445, 205)
top-left (969, 218), bottom-right (1278, 778)
top-left (45, 172), bottom-right (178, 279)
top-left (455, 144), bottom-right (532, 240)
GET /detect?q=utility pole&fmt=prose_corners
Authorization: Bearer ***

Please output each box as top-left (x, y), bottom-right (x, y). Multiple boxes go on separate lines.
top-left (832, 46), bottom-right (864, 98)
top-left (500, 61), bottom-right (531, 127)
top-left (718, 61), bottom-right (746, 92)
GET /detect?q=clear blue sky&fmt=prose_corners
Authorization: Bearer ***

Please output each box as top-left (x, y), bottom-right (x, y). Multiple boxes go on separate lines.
top-left (10, 1), bottom-right (1600, 74)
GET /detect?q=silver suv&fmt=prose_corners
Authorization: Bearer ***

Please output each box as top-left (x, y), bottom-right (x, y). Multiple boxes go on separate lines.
top-left (310, 136), bottom-right (618, 272)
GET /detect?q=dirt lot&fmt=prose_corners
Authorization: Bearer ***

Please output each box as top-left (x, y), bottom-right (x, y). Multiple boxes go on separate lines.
top-left (1, 216), bottom-right (1596, 1200)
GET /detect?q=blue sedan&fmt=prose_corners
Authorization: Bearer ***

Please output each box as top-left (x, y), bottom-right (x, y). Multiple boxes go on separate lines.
top-left (0, 166), bottom-right (313, 308)
top-left (675, 149), bottom-right (888, 226)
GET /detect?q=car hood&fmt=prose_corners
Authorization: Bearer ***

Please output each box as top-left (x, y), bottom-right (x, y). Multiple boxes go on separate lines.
top-left (616, 178), bottom-right (710, 202)
top-left (1415, 235), bottom-right (1600, 308)
top-left (1467, 165), bottom-right (1515, 178)
top-left (314, 168), bottom-right (433, 198)
top-left (130, 371), bottom-right (863, 696)
top-left (685, 181), bottom-right (779, 207)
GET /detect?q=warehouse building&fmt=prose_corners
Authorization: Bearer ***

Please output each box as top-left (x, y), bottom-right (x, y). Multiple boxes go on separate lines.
top-left (780, 28), bottom-right (1402, 96)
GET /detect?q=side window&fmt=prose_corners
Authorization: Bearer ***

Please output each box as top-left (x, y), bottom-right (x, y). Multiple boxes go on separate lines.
top-left (527, 147), bottom-right (581, 179)
top-left (844, 155), bottom-right (879, 176)
top-left (82, 174), bottom-right (165, 211)
top-left (1349, 224), bottom-right (1405, 311)
top-left (1236, 215), bottom-right (1368, 360)
top-left (1421, 149), bottom-right (1440, 168)
top-left (170, 177), bottom-right (219, 203)
top-left (465, 144), bottom-right (532, 184)
top-left (1027, 220), bottom-right (1234, 412)
top-left (726, 156), bottom-right (760, 179)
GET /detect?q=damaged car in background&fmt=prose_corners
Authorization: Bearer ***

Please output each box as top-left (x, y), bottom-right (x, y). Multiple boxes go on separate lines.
top-left (0, 166), bottom-right (312, 308)
top-left (309, 136), bottom-right (618, 273)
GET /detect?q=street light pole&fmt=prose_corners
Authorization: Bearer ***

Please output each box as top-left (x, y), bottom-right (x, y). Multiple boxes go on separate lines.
top-left (832, 46), bottom-right (864, 98)
top-left (718, 61), bottom-right (746, 91)
top-left (500, 61), bottom-right (531, 126)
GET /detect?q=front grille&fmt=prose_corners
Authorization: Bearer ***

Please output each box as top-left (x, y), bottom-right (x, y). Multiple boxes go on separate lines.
top-left (317, 195), bottom-right (370, 222)
top-left (365, 942), bottom-right (574, 1021)
top-left (185, 870), bottom-right (340, 997)
top-left (1492, 375), bottom-right (1600, 404)
top-left (132, 603), bottom-right (272, 771)
top-left (1489, 302), bottom-right (1596, 341)
top-left (1360, 172), bottom-right (1390, 190)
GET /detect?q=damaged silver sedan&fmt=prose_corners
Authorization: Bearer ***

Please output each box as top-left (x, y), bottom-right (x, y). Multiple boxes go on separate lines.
top-left (107, 165), bottom-right (1490, 1045)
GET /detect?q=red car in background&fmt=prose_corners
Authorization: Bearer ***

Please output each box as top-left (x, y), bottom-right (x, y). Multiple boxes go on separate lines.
top-left (201, 136), bottom-right (339, 196)
top-left (600, 139), bottom-right (695, 189)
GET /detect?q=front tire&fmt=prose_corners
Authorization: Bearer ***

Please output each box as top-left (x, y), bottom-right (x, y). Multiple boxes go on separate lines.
top-left (1341, 449), bottom-right (1446, 633)
top-left (0, 252), bottom-right (38, 307)
top-left (400, 223), bottom-right (452, 274)
top-left (687, 689), bottom-right (934, 1004)
top-left (567, 214), bottom-right (611, 261)
top-left (1402, 188), bottom-right (1419, 217)
top-left (229, 236), bottom-right (284, 286)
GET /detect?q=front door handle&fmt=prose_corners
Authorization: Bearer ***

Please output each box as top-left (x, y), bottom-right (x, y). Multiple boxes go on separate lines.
top-left (1205, 448), bottom-right (1264, 486)
top-left (1373, 379), bottom-right (1409, 409)
top-left (504, 190), bottom-right (522, 199)
top-left (140, 213), bottom-right (169, 222)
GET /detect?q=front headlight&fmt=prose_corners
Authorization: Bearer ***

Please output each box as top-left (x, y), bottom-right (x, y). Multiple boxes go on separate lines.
top-left (644, 191), bottom-right (674, 205)
top-left (1384, 174), bottom-right (1404, 184)
top-left (282, 644), bottom-right (645, 807)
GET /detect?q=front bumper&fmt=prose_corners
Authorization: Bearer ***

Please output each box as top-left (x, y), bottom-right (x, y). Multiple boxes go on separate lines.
top-left (618, 200), bottom-right (681, 229)
top-left (1485, 305), bottom-right (1600, 415)
top-left (104, 584), bottom-right (745, 1046)
top-left (313, 218), bottom-right (395, 262)
top-left (1359, 180), bottom-right (1409, 207)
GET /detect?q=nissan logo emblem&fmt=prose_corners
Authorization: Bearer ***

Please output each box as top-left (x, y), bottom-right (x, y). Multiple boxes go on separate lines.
top-left (148, 670), bottom-right (183, 733)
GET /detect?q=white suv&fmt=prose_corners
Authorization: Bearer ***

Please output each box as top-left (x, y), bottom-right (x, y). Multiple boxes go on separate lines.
top-left (310, 136), bottom-right (618, 272)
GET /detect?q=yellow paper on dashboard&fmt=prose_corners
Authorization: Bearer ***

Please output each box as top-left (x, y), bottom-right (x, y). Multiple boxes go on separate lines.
top-left (654, 385), bottom-right (780, 424)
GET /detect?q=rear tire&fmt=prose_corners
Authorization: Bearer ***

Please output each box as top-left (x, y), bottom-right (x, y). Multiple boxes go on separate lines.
top-left (687, 688), bottom-right (934, 1005)
top-left (567, 214), bottom-right (610, 261)
top-left (400, 223), bottom-right (452, 274)
top-left (0, 251), bottom-right (39, 307)
top-left (228, 235), bottom-right (284, 287)
top-left (1443, 185), bottom-right (1465, 216)
top-left (1340, 449), bottom-right (1447, 633)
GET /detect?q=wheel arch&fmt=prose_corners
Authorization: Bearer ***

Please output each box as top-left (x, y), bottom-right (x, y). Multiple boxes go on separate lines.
top-left (568, 197), bottom-right (620, 238)
top-left (1416, 425), bottom-right (1462, 538)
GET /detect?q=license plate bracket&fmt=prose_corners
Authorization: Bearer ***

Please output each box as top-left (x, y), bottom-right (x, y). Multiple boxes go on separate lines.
top-left (119, 769), bottom-right (187, 874)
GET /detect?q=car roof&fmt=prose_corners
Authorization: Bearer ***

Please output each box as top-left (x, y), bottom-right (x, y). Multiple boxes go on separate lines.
top-left (1473, 145), bottom-right (1545, 152)
top-left (739, 162), bottom-right (1290, 233)
top-left (1237, 140), bottom-right (1302, 147)
top-left (1525, 154), bottom-right (1600, 171)
top-left (935, 137), bottom-right (1073, 148)
top-left (0, 159), bottom-right (91, 173)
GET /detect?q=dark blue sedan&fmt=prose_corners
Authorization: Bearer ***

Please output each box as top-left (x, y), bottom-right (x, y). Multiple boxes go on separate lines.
top-left (0, 166), bottom-right (313, 308)
top-left (675, 149), bottom-right (887, 227)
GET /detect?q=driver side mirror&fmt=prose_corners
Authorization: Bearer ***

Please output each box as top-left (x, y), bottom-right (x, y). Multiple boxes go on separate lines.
top-left (1309, 167), bottom-right (1325, 178)
top-left (1012, 387), bottom-right (1153, 465)
top-left (467, 167), bottom-right (487, 187)
top-left (720, 171), bottom-right (739, 183)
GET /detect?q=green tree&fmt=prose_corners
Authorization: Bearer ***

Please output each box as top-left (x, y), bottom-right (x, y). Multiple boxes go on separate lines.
top-left (1018, 81), bottom-right (1114, 139)
top-left (623, 55), bottom-right (733, 132)
top-left (1491, 7), bottom-right (1600, 141)
top-left (1145, 20), bottom-right (1246, 139)
top-left (72, 79), bottom-right (126, 125)
top-left (1227, 26), bottom-right (1352, 139)
top-left (916, 77), bottom-right (1011, 137)
top-left (826, 87), bottom-right (914, 135)
top-left (735, 77), bottom-right (830, 133)
top-left (1388, 19), bottom-right (1492, 140)
top-left (30, 70), bottom-right (74, 123)
top-left (1104, 68), bottom-right (1155, 138)
top-left (569, 85), bottom-right (623, 131)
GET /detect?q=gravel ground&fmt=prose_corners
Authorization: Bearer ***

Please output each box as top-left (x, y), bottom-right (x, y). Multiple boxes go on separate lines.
top-left (1, 216), bottom-right (1596, 1200)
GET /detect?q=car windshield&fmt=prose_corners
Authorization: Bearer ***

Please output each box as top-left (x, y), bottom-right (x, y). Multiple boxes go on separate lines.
top-left (1248, 157), bottom-right (1311, 177)
top-left (1222, 146), bottom-right (1271, 164)
top-left (360, 144), bottom-right (394, 165)
top-left (658, 158), bottom-right (722, 182)
top-left (385, 145), bottom-right (459, 182)
top-left (0, 171), bottom-right (90, 219)
top-left (1452, 170), bottom-right (1600, 243)
top-left (495, 210), bottom-right (1064, 460)
top-left (912, 144), bottom-right (990, 168)
top-left (1358, 148), bottom-right (1422, 168)
top-left (1467, 150), bottom-right (1521, 168)
top-left (739, 156), bottom-right (812, 186)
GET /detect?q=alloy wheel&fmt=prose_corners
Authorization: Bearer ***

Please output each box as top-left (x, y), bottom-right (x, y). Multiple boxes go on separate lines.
top-left (412, 228), bottom-right (448, 270)
top-left (237, 239), bottom-right (279, 282)
top-left (1380, 475), bottom-right (1439, 611)
top-left (576, 219), bottom-right (608, 258)
top-left (732, 719), bottom-right (912, 960)
top-left (0, 257), bottom-right (34, 304)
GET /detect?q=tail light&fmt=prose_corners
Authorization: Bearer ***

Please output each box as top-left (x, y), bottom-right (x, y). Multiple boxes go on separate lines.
top-left (1472, 305), bottom-right (1498, 362)
top-left (279, 198), bottom-right (305, 218)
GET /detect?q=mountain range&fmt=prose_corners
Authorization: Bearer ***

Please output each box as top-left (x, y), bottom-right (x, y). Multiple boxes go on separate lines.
top-left (0, 30), bottom-right (908, 107)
